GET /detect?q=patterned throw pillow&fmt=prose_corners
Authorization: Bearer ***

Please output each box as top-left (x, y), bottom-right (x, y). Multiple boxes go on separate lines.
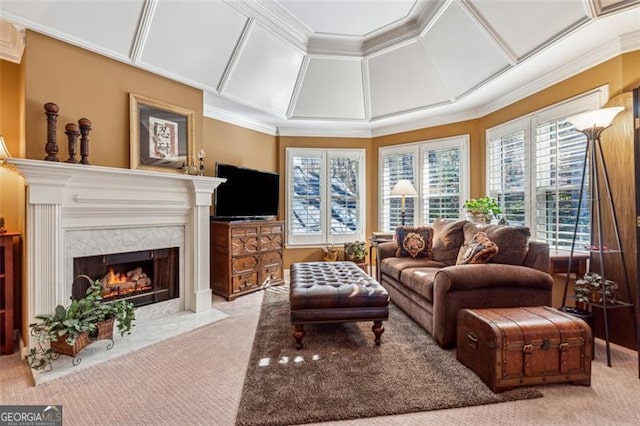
top-left (395, 226), bottom-right (434, 258)
top-left (456, 231), bottom-right (499, 265)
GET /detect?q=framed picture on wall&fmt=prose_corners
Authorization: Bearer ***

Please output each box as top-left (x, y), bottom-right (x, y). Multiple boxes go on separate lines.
top-left (129, 93), bottom-right (194, 173)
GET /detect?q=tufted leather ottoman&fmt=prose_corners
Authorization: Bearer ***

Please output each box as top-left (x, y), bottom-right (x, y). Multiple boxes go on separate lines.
top-left (290, 261), bottom-right (389, 349)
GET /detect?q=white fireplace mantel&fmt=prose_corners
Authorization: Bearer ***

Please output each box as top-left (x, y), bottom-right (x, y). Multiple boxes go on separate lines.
top-left (6, 158), bottom-right (225, 333)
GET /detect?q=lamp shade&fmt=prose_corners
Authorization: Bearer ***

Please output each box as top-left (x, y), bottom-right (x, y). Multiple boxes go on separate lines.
top-left (565, 107), bottom-right (624, 131)
top-left (390, 179), bottom-right (418, 197)
top-left (0, 136), bottom-right (12, 163)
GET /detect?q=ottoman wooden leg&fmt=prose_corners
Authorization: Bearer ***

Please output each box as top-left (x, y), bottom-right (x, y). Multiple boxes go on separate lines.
top-left (372, 321), bottom-right (385, 346)
top-left (293, 324), bottom-right (305, 349)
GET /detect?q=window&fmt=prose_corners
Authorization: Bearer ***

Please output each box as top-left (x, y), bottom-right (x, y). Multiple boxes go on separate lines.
top-left (379, 136), bottom-right (469, 232)
top-left (487, 87), bottom-right (606, 249)
top-left (286, 148), bottom-right (365, 246)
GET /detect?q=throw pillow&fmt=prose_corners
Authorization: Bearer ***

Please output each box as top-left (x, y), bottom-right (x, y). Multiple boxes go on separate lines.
top-left (461, 223), bottom-right (530, 265)
top-left (431, 218), bottom-right (467, 266)
top-left (395, 226), bottom-right (434, 259)
top-left (456, 232), bottom-right (499, 265)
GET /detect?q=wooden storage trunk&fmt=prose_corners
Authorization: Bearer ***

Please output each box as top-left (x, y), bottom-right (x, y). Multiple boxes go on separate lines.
top-left (456, 306), bottom-right (591, 392)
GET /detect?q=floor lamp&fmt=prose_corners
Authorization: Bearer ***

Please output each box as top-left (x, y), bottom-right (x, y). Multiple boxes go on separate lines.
top-left (562, 106), bottom-right (634, 367)
top-left (391, 179), bottom-right (418, 226)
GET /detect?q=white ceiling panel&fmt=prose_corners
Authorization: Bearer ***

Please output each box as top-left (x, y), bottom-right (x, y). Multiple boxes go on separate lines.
top-left (1, 0), bottom-right (639, 136)
top-left (420, 1), bottom-right (511, 98)
top-left (368, 40), bottom-right (451, 119)
top-left (139, 1), bottom-right (247, 91)
top-left (222, 23), bottom-right (304, 117)
top-left (292, 57), bottom-right (365, 119)
top-left (0, 0), bottom-right (144, 60)
top-left (470, 0), bottom-right (588, 59)
top-left (276, 0), bottom-right (416, 37)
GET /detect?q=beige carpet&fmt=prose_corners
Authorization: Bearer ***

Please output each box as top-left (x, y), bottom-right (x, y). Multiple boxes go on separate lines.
top-left (1, 289), bottom-right (639, 425)
top-left (236, 288), bottom-right (540, 425)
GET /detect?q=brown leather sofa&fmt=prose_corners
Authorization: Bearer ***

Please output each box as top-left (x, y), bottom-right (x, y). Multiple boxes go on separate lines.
top-left (376, 219), bottom-right (553, 348)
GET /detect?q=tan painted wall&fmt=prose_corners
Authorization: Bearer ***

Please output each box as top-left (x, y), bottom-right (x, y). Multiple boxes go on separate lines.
top-left (24, 31), bottom-right (204, 167)
top-left (203, 118), bottom-right (277, 173)
top-left (277, 136), bottom-right (373, 266)
top-left (0, 59), bottom-right (24, 232)
top-left (202, 117), bottom-right (278, 215)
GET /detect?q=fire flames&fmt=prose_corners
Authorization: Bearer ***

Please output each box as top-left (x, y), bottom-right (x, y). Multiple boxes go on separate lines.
top-left (100, 267), bottom-right (153, 300)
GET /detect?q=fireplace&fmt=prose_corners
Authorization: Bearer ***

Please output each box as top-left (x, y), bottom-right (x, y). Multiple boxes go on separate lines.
top-left (5, 158), bottom-right (225, 357)
top-left (73, 248), bottom-right (179, 308)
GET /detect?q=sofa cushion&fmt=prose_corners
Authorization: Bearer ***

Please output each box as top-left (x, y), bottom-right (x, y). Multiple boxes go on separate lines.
top-left (456, 231), bottom-right (499, 265)
top-left (399, 267), bottom-right (440, 302)
top-left (395, 226), bottom-right (434, 259)
top-left (380, 257), bottom-right (446, 281)
top-left (462, 223), bottom-right (530, 265)
top-left (432, 219), bottom-right (467, 266)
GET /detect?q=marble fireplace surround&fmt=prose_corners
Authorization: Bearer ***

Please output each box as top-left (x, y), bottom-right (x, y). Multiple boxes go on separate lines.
top-left (7, 158), bottom-right (225, 352)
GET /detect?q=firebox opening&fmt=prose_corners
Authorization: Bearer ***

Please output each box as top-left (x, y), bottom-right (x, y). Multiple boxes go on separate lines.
top-left (73, 247), bottom-right (179, 308)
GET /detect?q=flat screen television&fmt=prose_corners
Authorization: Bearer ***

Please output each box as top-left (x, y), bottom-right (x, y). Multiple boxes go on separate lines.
top-left (214, 163), bottom-right (279, 220)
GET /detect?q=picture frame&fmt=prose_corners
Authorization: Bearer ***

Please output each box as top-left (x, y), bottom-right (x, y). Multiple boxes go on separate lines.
top-left (129, 93), bottom-right (195, 173)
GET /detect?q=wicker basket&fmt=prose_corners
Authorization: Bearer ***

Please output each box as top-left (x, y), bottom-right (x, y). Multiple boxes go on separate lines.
top-left (51, 317), bottom-right (115, 357)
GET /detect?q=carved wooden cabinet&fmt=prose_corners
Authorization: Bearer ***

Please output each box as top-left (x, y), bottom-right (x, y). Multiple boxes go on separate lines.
top-left (210, 220), bottom-right (284, 300)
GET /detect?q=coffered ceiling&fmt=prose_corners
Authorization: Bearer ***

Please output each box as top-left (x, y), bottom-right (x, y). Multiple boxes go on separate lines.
top-left (1, 0), bottom-right (639, 137)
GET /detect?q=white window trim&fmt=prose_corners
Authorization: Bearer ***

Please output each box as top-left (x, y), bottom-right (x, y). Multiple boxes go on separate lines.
top-left (378, 135), bottom-right (470, 230)
top-left (286, 147), bottom-right (366, 247)
top-left (485, 84), bottom-right (608, 238)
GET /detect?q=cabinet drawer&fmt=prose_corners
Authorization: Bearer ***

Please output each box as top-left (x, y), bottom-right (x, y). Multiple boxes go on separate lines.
top-left (260, 234), bottom-right (283, 252)
top-left (261, 266), bottom-right (283, 286)
top-left (231, 226), bottom-right (258, 238)
top-left (232, 255), bottom-right (259, 274)
top-left (232, 272), bottom-right (259, 294)
top-left (232, 236), bottom-right (259, 256)
top-left (261, 250), bottom-right (282, 267)
top-left (260, 224), bottom-right (283, 235)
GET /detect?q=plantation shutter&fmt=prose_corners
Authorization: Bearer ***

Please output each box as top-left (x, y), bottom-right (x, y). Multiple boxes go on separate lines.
top-left (286, 148), bottom-right (365, 246)
top-left (488, 128), bottom-right (527, 225)
top-left (534, 119), bottom-right (590, 249)
top-left (380, 150), bottom-right (415, 232)
top-left (421, 145), bottom-right (462, 224)
top-left (327, 150), bottom-right (364, 243)
top-left (288, 150), bottom-right (323, 245)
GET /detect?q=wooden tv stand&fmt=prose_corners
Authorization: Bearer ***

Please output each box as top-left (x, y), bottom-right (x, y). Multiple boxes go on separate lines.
top-left (210, 219), bottom-right (284, 300)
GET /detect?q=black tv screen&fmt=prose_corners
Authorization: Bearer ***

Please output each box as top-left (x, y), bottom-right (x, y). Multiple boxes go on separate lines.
top-left (214, 163), bottom-right (279, 219)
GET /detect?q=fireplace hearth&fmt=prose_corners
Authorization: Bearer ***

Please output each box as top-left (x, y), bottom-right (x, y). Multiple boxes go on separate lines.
top-left (74, 248), bottom-right (179, 308)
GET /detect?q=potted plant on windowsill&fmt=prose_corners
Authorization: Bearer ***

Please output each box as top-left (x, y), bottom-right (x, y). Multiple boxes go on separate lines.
top-left (463, 196), bottom-right (502, 224)
top-left (344, 241), bottom-right (367, 263)
top-left (28, 278), bottom-right (136, 371)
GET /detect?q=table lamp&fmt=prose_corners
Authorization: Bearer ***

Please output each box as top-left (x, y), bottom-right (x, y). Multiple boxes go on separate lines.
top-left (391, 179), bottom-right (418, 226)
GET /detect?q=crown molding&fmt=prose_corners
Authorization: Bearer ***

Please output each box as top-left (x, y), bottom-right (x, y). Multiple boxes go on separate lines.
top-left (277, 125), bottom-right (372, 138)
top-left (0, 20), bottom-right (25, 64)
top-left (203, 104), bottom-right (278, 136)
top-left (477, 30), bottom-right (640, 118)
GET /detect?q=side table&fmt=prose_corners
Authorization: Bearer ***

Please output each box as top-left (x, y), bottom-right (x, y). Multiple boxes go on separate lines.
top-left (369, 236), bottom-right (394, 280)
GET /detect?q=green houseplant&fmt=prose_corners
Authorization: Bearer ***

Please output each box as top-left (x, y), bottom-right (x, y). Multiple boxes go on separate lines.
top-left (574, 272), bottom-right (618, 304)
top-left (28, 279), bottom-right (135, 371)
top-left (344, 241), bottom-right (367, 263)
top-left (463, 196), bottom-right (502, 223)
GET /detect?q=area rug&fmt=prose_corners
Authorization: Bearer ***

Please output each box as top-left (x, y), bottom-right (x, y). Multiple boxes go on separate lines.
top-left (235, 287), bottom-right (542, 426)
